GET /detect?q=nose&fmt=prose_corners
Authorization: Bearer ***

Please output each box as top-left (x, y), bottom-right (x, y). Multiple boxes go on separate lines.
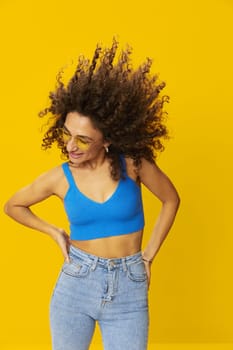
top-left (66, 137), bottom-right (78, 152)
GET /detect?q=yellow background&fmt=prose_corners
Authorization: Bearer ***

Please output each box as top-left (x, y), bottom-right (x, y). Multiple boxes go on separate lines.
top-left (1, 0), bottom-right (232, 348)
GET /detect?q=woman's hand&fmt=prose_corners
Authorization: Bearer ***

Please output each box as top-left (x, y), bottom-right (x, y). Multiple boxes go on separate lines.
top-left (143, 259), bottom-right (152, 289)
top-left (52, 228), bottom-right (71, 263)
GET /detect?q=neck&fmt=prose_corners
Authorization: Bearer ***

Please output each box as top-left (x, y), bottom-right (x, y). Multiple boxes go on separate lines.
top-left (85, 153), bottom-right (107, 170)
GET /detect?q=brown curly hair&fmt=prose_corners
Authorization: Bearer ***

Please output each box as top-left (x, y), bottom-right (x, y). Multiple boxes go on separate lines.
top-left (39, 38), bottom-right (170, 180)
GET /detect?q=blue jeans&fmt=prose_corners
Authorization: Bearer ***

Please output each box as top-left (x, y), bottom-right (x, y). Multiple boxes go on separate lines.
top-left (50, 245), bottom-right (149, 350)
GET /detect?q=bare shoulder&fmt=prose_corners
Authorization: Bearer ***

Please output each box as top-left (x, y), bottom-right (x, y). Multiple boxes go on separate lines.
top-left (138, 157), bottom-right (165, 180)
top-left (124, 156), bottom-right (162, 182)
top-left (35, 164), bottom-right (64, 185)
top-left (6, 164), bottom-right (67, 207)
top-left (31, 164), bottom-right (67, 198)
top-left (138, 157), bottom-right (180, 203)
top-left (124, 156), bottom-right (139, 181)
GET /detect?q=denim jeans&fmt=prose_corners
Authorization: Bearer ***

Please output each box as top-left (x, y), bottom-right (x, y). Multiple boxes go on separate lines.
top-left (50, 244), bottom-right (149, 350)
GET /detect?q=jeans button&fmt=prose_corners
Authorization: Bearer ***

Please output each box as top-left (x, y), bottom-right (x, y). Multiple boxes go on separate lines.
top-left (109, 260), bottom-right (115, 267)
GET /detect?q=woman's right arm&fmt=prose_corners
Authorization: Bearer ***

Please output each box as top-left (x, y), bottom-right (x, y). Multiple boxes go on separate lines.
top-left (4, 166), bottom-right (71, 261)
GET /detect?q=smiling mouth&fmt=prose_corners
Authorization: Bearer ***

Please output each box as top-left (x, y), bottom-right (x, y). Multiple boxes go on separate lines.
top-left (69, 152), bottom-right (84, 159)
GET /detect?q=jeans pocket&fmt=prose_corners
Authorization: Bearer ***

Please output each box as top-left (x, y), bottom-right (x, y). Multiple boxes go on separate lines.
top-left (127, 260), bottom-right (147, 282)
top-left (62, 258), bottom-right (90, 278)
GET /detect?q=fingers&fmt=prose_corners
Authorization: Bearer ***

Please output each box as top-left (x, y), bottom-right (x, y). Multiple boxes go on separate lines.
top-left (62, 237), bottom-right (70, 261)
top-left (146, 271), bottom-right (151, 289)
top-left (63, 236), bottom-right (71, 263)
top-left (143, 261), bottom-right (151, 289)
top-left (53, 228), bottom-right (71, 263)
top-left (64, 253), bottom-right (70, 263)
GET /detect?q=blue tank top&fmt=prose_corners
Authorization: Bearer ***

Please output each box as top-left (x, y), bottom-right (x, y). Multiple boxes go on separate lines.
top-left (62, 156), bottom-right (145, 240)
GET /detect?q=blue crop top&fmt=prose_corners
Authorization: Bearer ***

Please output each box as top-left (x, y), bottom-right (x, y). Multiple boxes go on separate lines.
top-left (62, 156), bottom-right (145, 240)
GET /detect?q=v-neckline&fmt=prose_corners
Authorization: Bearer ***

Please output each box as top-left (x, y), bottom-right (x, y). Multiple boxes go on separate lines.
top-left (67, 164), bottom-right (122, 205)
top-left (74, 179), bottom-right (122, 205)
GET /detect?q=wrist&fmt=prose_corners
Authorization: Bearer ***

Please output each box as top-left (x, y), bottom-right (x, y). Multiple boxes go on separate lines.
top-left (49, 226), bottom-right (63, 240)
top-left (142, 258), bottom-right (153, 264)
top-left (142, 255), bottom-right (153, 264)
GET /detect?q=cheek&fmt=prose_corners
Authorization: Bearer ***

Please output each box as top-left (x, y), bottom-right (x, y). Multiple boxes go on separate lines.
top-left (86, 144), bottom-right (103, 156)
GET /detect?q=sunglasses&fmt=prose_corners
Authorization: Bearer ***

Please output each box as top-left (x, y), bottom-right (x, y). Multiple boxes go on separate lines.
top-left (57, 128), bottom-right (93, 151)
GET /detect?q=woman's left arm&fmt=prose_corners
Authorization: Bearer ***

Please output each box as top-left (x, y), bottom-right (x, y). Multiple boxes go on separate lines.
top-left (138, 158), bottom-right (180, 266)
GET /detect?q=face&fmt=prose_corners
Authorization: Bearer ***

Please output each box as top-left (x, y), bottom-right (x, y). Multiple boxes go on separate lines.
top-left (61, 111), bottom-right (108, 165)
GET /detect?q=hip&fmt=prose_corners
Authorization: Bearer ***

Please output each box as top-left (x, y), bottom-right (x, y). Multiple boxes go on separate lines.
top-left (51, 244), bottom-right (149, 312)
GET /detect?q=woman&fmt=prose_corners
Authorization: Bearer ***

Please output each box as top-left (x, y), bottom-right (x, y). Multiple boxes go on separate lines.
top-left (4, 39), bottom-right (180, 350)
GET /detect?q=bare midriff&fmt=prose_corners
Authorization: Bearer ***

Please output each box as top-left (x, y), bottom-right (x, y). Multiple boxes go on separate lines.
top-left (70, 230), bottom-right (143, 258)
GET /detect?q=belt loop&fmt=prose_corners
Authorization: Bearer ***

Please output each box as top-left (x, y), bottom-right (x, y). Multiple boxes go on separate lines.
top-left (91, 257), bottom-right (98, 271)
top-left (122, 258), bottom-right (127, 272)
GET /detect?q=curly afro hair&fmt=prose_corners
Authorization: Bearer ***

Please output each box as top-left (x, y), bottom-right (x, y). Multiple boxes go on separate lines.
top-left (39, 38), bottom-right (170, 180)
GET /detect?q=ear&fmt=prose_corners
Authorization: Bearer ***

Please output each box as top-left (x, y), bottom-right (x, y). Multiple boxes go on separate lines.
top-left (103, 140), bottom-right (111, 153)
top-left (103, 141), bottom-right (111, 148)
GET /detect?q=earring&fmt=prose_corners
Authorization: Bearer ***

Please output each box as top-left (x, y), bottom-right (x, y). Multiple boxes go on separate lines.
top-left (105, 146), bottom-right (109, 153)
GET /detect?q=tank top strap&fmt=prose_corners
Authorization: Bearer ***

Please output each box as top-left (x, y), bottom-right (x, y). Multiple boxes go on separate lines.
top-left (119, 154), bottom-right (127, 176)
top-left (61, 162), bottom-right (77, 188)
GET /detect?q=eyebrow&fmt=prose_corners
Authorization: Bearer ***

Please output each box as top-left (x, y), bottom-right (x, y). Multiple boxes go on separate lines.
top-left (63, 125), bottom-right (94, 141)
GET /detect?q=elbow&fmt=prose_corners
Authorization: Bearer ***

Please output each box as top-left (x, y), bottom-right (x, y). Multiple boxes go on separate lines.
top-left (166, 193), bottom-right (181, 210)
top-left (172, 186), bottom-right (181, 206)
top-left (173, 192), bottom-right (181, 208)
top-left (175, 193), bottom-right (181, 206)
top-left (175, 196), bottom-right (181, 211)
top-left (161, 193), bottom-right (181, 208)
top-left (4, 201), bottom-right (11, 216)
top-left (4, 200), bottom-right (15, 217)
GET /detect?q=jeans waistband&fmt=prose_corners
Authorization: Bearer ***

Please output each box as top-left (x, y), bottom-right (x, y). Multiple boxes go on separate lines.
top-left (69, 244), bottom-right (142, 270)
